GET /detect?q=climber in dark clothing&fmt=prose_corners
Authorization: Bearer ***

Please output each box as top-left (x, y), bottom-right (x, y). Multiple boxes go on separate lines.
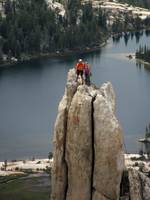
top-left (84, 62), bottom-right (91, 86)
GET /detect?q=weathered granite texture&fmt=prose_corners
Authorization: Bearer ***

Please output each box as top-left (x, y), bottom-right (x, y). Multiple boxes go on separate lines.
top-left (51, 69), bottom-right (124, 200)
top-left (128, 168), bottom-right (150, 200)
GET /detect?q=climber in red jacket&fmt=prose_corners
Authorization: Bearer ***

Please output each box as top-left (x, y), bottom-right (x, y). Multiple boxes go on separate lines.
top-left (75, 59), bottom-right (85, 84)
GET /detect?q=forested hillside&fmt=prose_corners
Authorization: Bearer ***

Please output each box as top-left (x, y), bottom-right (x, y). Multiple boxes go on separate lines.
top-left (119, 0), bottom-right (150, 8)
top-left (0, 0), bottom-right (150, 65)
top-left (0, 0), bottom-right (107, 63)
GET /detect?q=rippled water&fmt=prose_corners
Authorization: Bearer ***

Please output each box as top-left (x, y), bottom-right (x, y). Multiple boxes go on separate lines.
top-left (0, 31), bottom-right (150, 160)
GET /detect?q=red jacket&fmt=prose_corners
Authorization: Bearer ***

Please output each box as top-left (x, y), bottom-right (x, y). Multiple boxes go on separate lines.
top-left (76, 62), bottom-right (85, 71)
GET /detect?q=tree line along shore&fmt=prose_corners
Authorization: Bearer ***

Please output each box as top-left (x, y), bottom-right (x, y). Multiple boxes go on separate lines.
top-left (0, 0), bottom-right (150, 67)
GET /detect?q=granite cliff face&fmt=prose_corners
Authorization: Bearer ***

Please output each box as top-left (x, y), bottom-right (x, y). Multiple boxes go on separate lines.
top-left (51, 69), bottom-right (125, 200)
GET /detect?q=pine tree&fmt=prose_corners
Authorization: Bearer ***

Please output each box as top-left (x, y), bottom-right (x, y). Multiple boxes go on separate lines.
top-left (66, 0), bottom-right (81, 25)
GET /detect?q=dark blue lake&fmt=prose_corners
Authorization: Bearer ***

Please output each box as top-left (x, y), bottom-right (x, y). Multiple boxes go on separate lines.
top-left (0, 31), bottom-right (150, 161)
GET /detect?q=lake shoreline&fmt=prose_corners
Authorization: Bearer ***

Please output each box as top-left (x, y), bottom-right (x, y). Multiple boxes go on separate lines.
top-left (0, 154), bottom-right (150, 177)
top-left (0, 41), bottom-right (107, 69)
top-left (136, 58), bottom-right (150, 67)
top-left (1, 27), bottom-right (150, 69)
top-left (0, 158), bottom-right (53, 177)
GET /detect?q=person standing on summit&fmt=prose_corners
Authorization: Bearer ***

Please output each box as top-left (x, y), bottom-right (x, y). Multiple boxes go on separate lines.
top-left (75, 59), bottom-right (85, 84)
top-left (84, 62), bottom-right (91, 86)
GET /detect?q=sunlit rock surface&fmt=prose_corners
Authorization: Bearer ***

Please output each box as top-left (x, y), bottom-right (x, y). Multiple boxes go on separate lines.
top-left (51, 69), bottom-right (124, 200)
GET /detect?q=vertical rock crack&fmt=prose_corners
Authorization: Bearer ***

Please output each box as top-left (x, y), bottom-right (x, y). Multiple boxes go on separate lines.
top-left (64, 108), bottom-right (68, 200)
top-left (91, 95), bottom-right (97, 200)
top-left (64, 87), bottom-right (78, 200)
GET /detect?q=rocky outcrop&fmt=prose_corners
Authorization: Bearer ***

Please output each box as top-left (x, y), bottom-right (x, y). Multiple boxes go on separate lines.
top-left (93, 84), bottom-right (124, 200)
top-left (128, 168), bottom-right (143, 200)
top-left (51, 70), bottom-right (77, 200)
top-left (66, 86), bottom-right (93, 200)
top-left (128, 168), bottom-right (150, 200)
top-left (51, 69), bottom-right (124, 200)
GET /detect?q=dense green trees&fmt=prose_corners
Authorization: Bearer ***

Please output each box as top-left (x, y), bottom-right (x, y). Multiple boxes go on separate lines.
top-left (0, 0), bottom-right (107, 61)
top-left (66, 0), bottom-right (81, 25)
top-left (136, 45), bottom-right (150, 62)
top-left (2, 0), bottom-right (58, 56)
top-left (0, 0), bottom-right (149, 64)
top-left (119, 0), bottom-right (150, 8)
top-left (112, 14), bottom-right (146, 33)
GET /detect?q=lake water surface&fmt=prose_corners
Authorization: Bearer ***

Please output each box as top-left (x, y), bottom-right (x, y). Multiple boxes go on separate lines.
top-left (0, 31), bottom-right (150, 161)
